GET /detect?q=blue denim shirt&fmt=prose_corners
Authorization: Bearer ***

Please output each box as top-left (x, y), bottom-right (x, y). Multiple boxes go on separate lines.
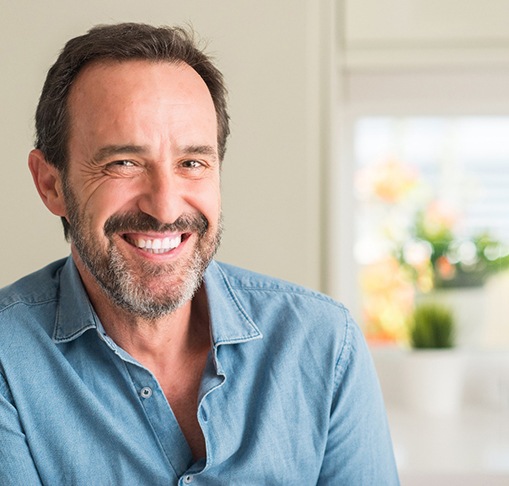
top-left (0, 257), bottom-right (399, 485)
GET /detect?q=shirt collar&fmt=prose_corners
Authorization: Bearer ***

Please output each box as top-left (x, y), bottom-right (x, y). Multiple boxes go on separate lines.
top-left (52, 257), bottom-right (262, 346)
top-left (53, 257), bottom-right (99, 343)
top-left (203, 260), bottom-right (262, 347)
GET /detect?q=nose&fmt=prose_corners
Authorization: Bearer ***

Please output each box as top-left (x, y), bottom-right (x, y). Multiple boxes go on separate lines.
top-left (137, 166), bottom-right (188, 224)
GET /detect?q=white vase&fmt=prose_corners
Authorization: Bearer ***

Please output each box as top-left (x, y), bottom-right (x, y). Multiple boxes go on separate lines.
top-left (401, 349), bottom-right (465, 415)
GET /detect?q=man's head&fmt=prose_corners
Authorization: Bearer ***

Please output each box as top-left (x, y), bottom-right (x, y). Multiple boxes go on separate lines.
top-left (35, 22), bottom-right (229, 240)
top-left (36, 23), bottom-right (229, 168)
top-left (29, 24), bottom-right (227, 319)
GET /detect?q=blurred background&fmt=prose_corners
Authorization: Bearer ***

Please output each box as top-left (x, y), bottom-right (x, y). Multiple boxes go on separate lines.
top-left (2, 1), bottom-right (509, 483)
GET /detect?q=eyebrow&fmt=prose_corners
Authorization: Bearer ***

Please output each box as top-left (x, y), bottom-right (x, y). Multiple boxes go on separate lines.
top-left (92, 145), bottom-right (148, 163)
top-left (181, 145), bottom-right (218, 160)
top-left (91, 144), bottom-right (218, 163)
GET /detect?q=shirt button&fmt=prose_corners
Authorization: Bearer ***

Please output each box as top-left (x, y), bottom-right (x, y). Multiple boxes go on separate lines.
top-left (201, 409), bottom-right (208, 422)
top-left (183, 475), bottom-right (193, 483)
top-left (140, 386), bottom-right (153, 399)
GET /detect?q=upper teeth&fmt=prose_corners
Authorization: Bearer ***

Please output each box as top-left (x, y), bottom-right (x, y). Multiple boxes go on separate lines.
top-left (130, 236), bottom-right (181, 253)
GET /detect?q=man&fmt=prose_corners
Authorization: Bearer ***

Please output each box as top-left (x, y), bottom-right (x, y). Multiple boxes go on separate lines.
top-left (0, 23), bottom-right (399, 485)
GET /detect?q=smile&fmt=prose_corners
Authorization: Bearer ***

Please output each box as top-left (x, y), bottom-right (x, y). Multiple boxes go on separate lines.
top-left (123, 234), bottom-right (184, 254)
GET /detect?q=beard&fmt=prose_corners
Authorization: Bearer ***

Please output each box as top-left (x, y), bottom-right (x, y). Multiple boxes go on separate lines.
top-left (62, 181), bottom-right (222, 320)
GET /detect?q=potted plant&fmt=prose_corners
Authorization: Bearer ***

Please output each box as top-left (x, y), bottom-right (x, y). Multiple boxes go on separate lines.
top-left (400, 202), bottom-right (509, 347)
top-left (402, 302), bottom-right (465, 415)
top-left (410, 303), bottom-right (455, 349)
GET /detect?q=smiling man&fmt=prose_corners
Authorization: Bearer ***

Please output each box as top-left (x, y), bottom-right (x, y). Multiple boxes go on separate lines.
top-left (0, 24), bottom-right (399, 485)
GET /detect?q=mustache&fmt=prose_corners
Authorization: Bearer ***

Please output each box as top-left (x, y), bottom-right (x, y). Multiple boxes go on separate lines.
top-left (103, 212), bottom-right (209, 237)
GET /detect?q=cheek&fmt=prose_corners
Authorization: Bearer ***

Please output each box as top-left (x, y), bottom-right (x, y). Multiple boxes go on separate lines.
top-left (82, 184), bottom-right (138, 233)
top-left (193, 182), bottom-right (221, 222)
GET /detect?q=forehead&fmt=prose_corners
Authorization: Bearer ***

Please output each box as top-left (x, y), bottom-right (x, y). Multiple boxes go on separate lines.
top-left (65, 59), bottom-right (218, 150)
top-left (68, 59), bottom-right (214, 109)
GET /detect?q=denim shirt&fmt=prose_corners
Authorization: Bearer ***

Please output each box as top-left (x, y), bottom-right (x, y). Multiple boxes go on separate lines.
top-left (0, 257), bottom-right (399, 485)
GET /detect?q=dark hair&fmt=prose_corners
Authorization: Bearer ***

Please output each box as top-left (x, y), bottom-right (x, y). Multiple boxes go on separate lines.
top-left (35, 22), bottom-right (230, 172)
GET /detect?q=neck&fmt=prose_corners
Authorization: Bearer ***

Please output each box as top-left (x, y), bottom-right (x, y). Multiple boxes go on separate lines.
top-left (101, 287), bottom-right (211, 370)
top-left (72, 253), bottom-right (211, 366)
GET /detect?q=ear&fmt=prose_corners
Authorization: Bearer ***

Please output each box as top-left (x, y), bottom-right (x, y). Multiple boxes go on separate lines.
top-left (28, 149), bottom-right (67, 217)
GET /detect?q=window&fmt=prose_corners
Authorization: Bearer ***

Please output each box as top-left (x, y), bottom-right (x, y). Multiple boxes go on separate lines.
top-left (351, 116), bottom-right (509, 343)
top-left (332, 68), bottom-right (509, 349)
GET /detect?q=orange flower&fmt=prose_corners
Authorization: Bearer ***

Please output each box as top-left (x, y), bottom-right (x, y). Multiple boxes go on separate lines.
top-left (356, 158), bottom-right (418, 203)
top-left (360, 257), bottom-right (415, 344)
top-left (422, 201), bottom-right (459, 238)
top-left (436, 256), bottom-right (456, 280)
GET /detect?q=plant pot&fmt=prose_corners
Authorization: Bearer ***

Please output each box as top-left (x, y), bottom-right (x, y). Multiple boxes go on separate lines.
top-left (401, 349), bottom-right (465, 415)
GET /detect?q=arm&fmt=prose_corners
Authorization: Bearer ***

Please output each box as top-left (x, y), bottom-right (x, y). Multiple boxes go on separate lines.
top-left (0, 371), bottom-right (43, 485)
top-left (317, 316), bottom-right (400, 485)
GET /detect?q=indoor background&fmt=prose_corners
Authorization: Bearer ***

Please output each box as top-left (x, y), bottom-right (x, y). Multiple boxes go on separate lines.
top-left (2, 1), bottom-right (509, 484)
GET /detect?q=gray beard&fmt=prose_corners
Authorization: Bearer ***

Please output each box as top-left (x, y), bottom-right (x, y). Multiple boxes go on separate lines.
top-left (63, 179), bottom-right (222, 320)
top-left (82, 239), bottom-right (208, 320)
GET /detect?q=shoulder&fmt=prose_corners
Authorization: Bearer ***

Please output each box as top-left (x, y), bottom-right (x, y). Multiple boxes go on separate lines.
top-left (214, 260), bottom-right (348, 314)
top-left (212, 261), bottom-right (357, 347)
top-left (211, 262), bottom-right (372, 399)
top-left (0, 258), bottom-right (67, 315)
top-left (0, 259), bottom-right (68, 361)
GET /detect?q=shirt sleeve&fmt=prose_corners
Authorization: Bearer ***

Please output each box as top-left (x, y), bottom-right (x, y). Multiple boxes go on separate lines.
top-left (317, 314), bottom-right (400, 485)
top-left (0, 371), bottom-right (43, 485)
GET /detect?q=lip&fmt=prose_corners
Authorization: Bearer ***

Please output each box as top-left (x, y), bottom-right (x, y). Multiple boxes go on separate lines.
top-left (120, 231), bottom-right (192, 259)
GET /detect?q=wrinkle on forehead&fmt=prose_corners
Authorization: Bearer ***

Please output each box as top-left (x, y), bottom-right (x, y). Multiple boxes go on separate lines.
top-left (67, 59), bottom-right (216, 135)
top-left (66, 60), bottom-right (218, 164)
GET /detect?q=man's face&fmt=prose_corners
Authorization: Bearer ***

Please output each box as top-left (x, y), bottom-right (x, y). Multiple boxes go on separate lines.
top-left (63, 60), bottom-right (222, 319)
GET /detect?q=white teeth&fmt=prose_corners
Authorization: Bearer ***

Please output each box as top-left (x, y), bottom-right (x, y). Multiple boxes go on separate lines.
top-left (129, 235), bottom-right (182, 253)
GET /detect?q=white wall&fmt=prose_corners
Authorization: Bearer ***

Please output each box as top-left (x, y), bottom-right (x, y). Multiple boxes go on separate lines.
top-left (0, 0), bottom-right (335, 290)
top-left (344, 0), bottom-right (509, 69)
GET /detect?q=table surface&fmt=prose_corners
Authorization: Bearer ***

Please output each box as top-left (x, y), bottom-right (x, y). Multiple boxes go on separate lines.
top-left (388, 407), bottom-right (509, 477)
top-left (372, 347), bottom-right (509, 484)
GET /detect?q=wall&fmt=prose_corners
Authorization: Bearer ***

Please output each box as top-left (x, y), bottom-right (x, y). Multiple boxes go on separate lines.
top-left (0, 0), bottom-right (334, 290)
top-left (344, 0), bottom-right (509, 69)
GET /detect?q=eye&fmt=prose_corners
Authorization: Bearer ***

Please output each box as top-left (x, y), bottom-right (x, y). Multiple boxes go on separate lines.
top-left (103, 159), bottom-right (142, 177)
top-left (104, 159), bottom-right (139, 170)
top-left (111, 160), bottom-right (135, 167)
top-left (181, 159), bottom-right (203, 169)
